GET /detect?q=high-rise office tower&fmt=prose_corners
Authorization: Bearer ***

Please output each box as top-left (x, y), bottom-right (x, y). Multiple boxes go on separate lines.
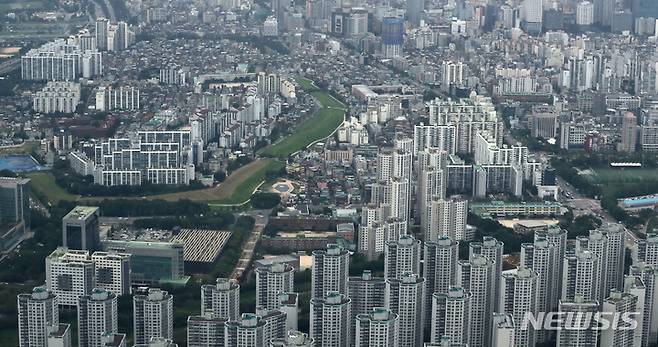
top-left (469, 236), bottom-right (503, 311)
top-left (133, 288), bottom-right (174, 344)
top-left (620, 112), bottom-right (638, 152)
top-left (557, 296), bottom-right (599, 347)
top-left (91, 251), bottom-right (131, 296)
top-left (490, 313), bottom-right (515, 347)
top-left (201, 278), bottom-right (240, 320)
top-left (423, 236), bottom-right (458, 330)
top-left (562, 250), bottom-right (601, 302)
top-left (355, 307), bottom-right (399, 347)
top-left (78, 288), bottom-right (118, 347)
top-left (186, 313), bottom-right (226, 347)
top-left (600, 290), bottom-right (640, 347)
top-left (406, 0), bottom-right (423, 27)
top-left (629, 262), bottom-right (658, 345)
top-left (95, 17), bottom-right (109, 51)
top-left (425, 197), bottom-right (468, 242)
top-left (45, 248), bottom-right (95, 306)
top-left (458, 254), bottom-right (494, 347)
top-left (385, 234), bottom-right (421, 280)
top-left (62, 206), bottom-right (100, 251)
top-left (431, 286), bottom-right (470, 344)
top-left (0, 177), bottom-right (30, 252)
top-left (348, 270), bottom-right (386, 344)
top-left (225, 313), bottom-right (267, 347)
top-left (385, 272), bottom-right (425, 347)
top-left (310, 292), bottom-right (351, 347)
top-left (269, 331), bottom-right (314, 347)
top-left (17, 286), bottom-right (59, 347)
top-left (312, 244), bottom-right (349, 299)
top-left (256, 263), bottom-right (294, 310)
top-left (499, 267), bottom-right (539, 347)
top-left (381, 17), bottom-right (404, 58)
top-left (520, 236), bottom-right (559, 342)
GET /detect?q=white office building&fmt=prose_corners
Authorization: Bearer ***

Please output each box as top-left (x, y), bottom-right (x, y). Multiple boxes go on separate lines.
top-left (91, 251), bottom-right (131, 296)
top-left (46, 248), bottom-right (95, 306)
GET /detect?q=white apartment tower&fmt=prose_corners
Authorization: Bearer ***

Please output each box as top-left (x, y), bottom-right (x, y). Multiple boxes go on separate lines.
top-left (355, 307), bottom-right (399, 347)
top-left (133, 288), bottom-right (174, 344)
top-left (491, 313), bottom-right (515, 347)
top-left (562, 250), bottom-right (601, 302)
top-left (348, 270), bottom-right (387, 344)
top-left (385, 272), bottom-right (425, 347)
top-left (600, 290), bottom-right (640, 347)
top-left (629, 262), bottom-right (658, 345)
top-left (17, 286), bottom-right (59, 347)
top-left (256, 263), bottom-right (294, 310)
top-left (309, 292), bottom-right (351, 347)
top-left (458, 254), bottom-right (494, 347)
top-left (77, 288), bottom-right (118, 347)
top-left (499, 267), bottom-right (539, 347)
top-left (312, 244), bottom-right (350, 299)
top-left (557, 296), bottom-right (599, 347)
top-left (469, 237), bottom-right (504, 311)
top-left (201, 278), bottom-right (240, 321)
top-left (385, 234), bottom-right (421, 280)
top-left (520, 236), bottom-right (560, 343)
top-left (225, 313), bottom-right (267, 347)
top-left (431, 286), bottom-right (470, 344)
top-left (423, 236), bottom-right (458, 330)
top-left (425, 196), bottom-right (468, 241)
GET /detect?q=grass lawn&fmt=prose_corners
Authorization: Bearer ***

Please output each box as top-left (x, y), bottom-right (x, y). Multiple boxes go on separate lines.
top-left (260, 77), bottom-right (346, 158)
top-left (25, 171), bottom-right (79, 206)
top-left (150, 159), bottom-right (285, 205)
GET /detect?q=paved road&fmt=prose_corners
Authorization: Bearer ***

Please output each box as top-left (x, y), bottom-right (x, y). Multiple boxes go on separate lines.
top-left (557, 176), bottom-right (638, 248)
top-left (230, 209), bottom-right (270, 281)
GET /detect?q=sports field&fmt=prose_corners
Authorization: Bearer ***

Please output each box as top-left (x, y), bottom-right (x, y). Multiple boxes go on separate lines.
top-left (260, 77), bottom-right (346, 157)
top-left (587, 168), bottom-right (658, 184)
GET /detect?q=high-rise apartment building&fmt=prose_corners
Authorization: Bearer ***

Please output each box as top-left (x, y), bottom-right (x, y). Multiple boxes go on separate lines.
top-left (620, 111), bottom-right (638, 152)
top-left (423, 236), bottom-right (458, 330)
top-left (256, 263), bottom-right (294, 310)
top-left (133, 288), bottom-right (174, 344)
top-left (431, 286), bottom-right (470, 344)
top-left (186, 314), bottom-right (226, 347)
top-left (557, 296), bottom-right (599, 347)
top-left (17, 286), bottom-right (59, 347)
top-left (311, 244), bottom-right (349, 299)
top-left (269, 331), bottom-right (314, 347)
top-left (469, 237), bottom-right (503, 311)
top-left (499, 267), bottom-right (539, 347)
top-left (384, 235), bottom-right (421, 280)
top-left (355, 307), bottom-right (399, 347)
top-left (385, 272), bottom-right (425, 347)
top-left (562, 250), bottom-right (601, 302)
top-left (458, 254), bottom-right (494, 347)
top-left (310, 292), bottom-right (351, 347)
top-left (201, 278), bottom-right (240, 320)
top-left (225, 313), bottom-right (267, 347)
top-left (348, 270), bottom-right (386, 344)
top-left (78, 288), bottom-right (118, 347)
